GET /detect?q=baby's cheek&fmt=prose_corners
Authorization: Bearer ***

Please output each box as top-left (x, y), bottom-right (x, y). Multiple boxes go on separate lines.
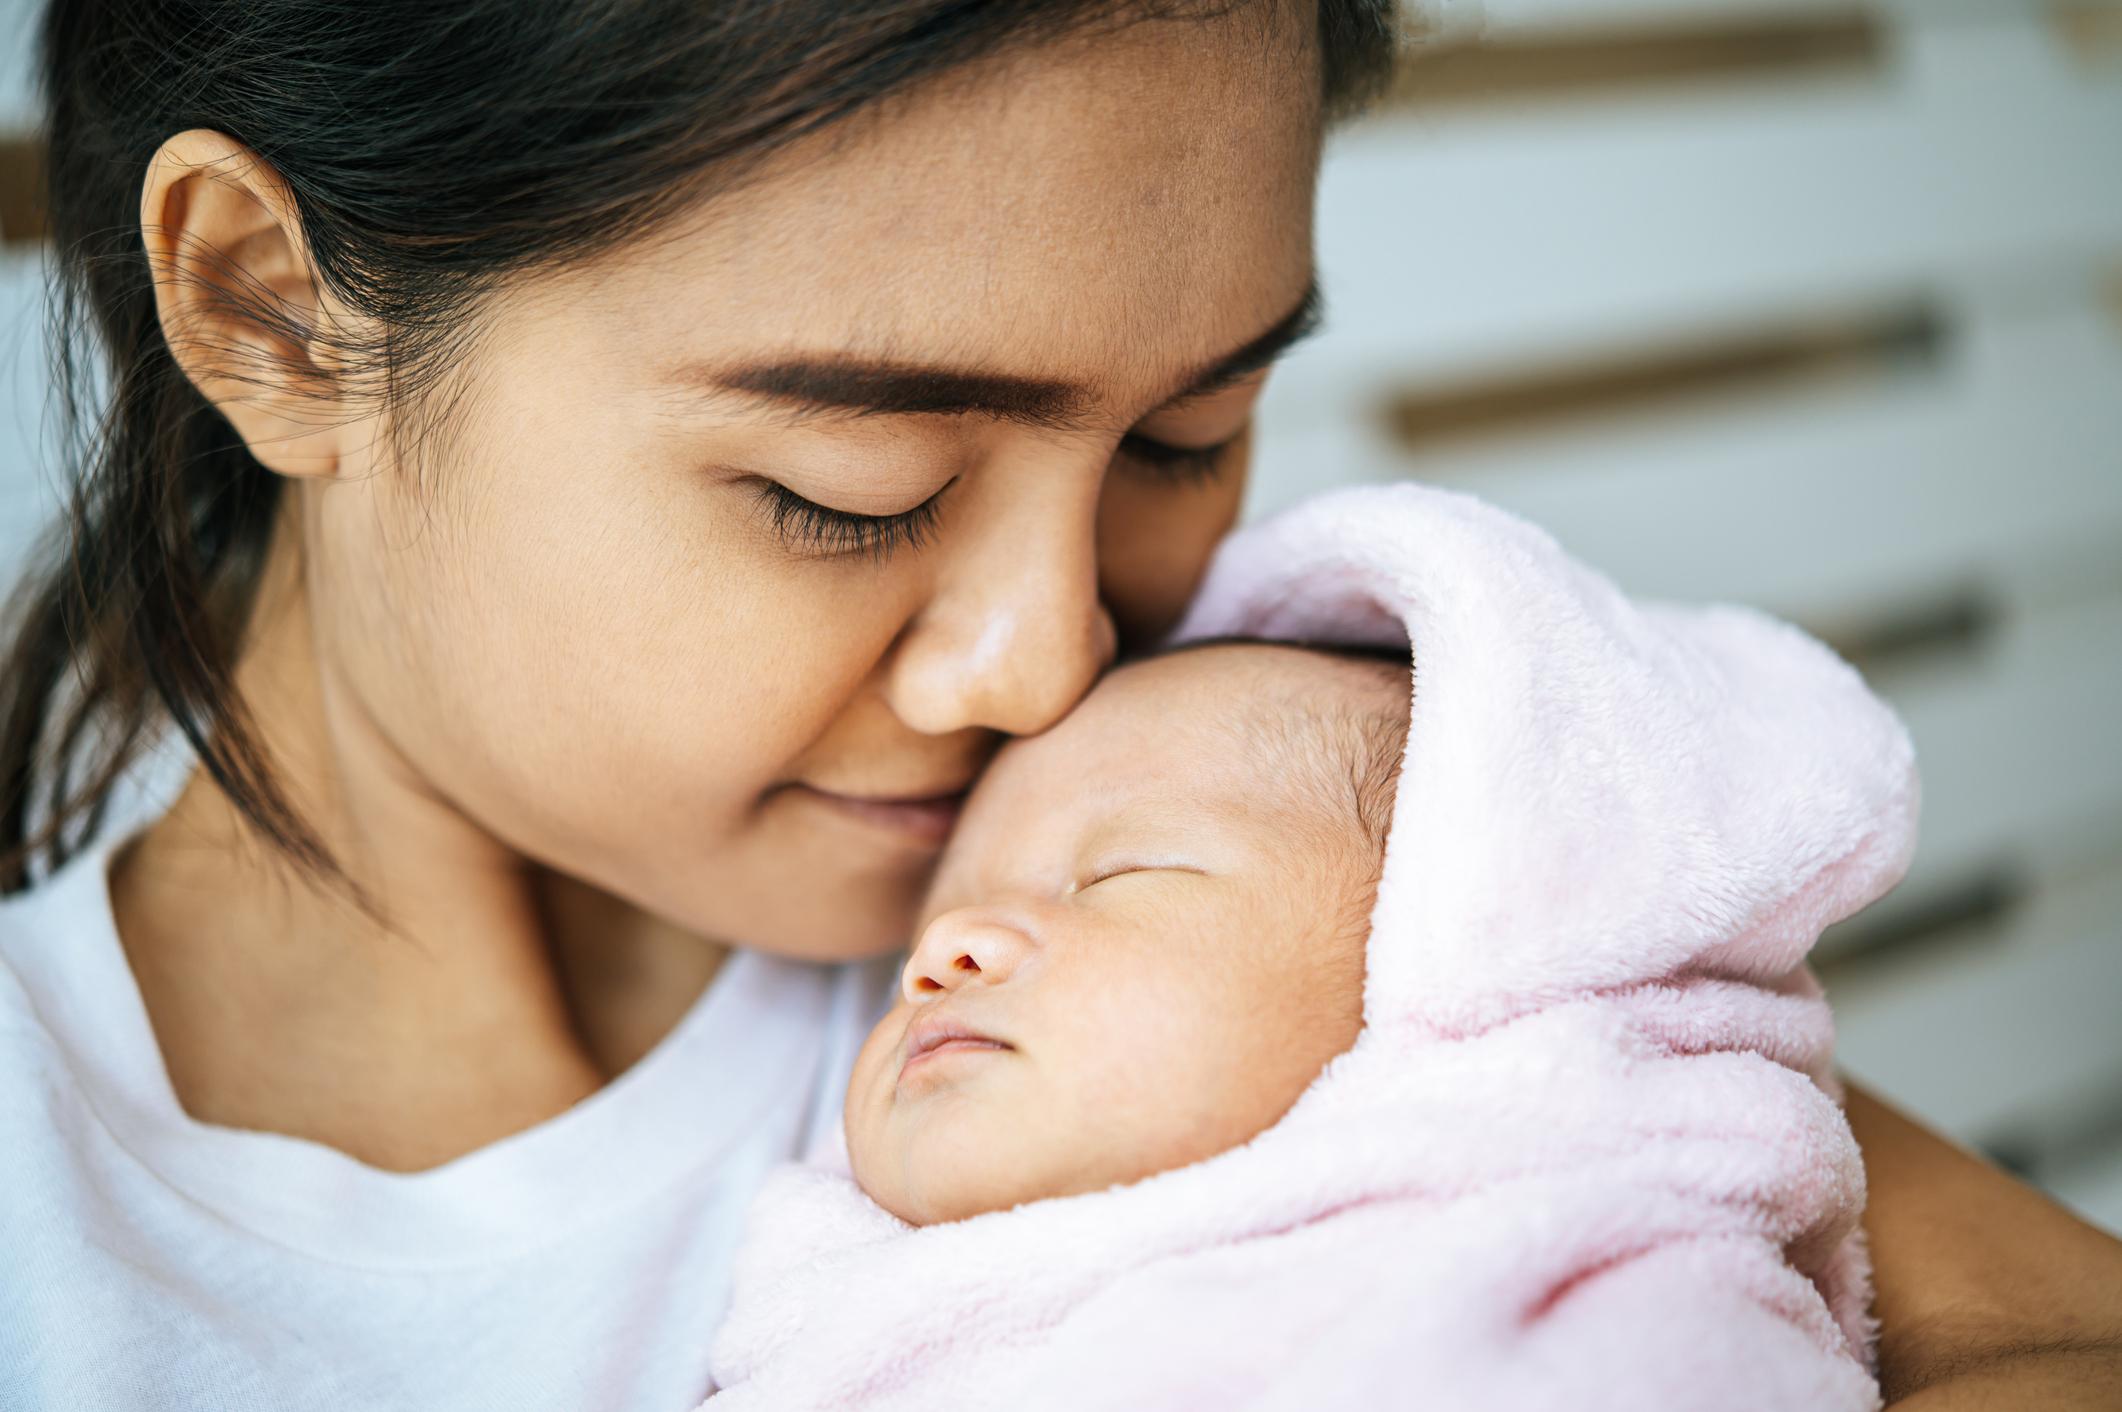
top-left (1193, 967), bottom-right (1361, 1148)
top-left (1070, 997), bottom-right (1260, 1174)
top-left (842, 1020), bottom-right (912, 1183)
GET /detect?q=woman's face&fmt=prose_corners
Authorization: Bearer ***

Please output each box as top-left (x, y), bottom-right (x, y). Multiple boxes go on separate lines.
top-left (303, 7), bottom-right (1325, 960)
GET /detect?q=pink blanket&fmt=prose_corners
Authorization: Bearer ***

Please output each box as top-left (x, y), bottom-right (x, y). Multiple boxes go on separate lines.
top-left (701, 484), bottom-right (1917, 1411)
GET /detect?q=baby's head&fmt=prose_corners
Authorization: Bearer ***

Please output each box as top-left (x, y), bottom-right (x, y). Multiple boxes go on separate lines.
top-left (844, 641), bottom-right (1409, 1226)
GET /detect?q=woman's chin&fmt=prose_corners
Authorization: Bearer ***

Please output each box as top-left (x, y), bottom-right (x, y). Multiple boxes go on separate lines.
top-left (688, 826), bottom-right (935, 963)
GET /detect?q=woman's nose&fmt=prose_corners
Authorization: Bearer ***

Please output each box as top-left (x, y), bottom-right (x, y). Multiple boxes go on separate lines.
top-left (884, 475), bottom-right (1118, 738)
top-left (901, 908), bottom-right (1035, 1003)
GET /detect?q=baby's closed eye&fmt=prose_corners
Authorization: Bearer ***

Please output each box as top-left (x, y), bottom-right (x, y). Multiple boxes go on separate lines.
top-left (1071, 861), bottom-right (1209, 893)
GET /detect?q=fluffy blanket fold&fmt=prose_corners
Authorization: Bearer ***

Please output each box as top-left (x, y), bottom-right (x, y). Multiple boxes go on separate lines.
top-left (700, 484), bottom-right (1917, 1411)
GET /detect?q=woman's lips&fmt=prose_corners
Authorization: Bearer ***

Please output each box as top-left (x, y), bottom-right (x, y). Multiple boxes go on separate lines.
top-left (793, 783), bottom-right (968, 847)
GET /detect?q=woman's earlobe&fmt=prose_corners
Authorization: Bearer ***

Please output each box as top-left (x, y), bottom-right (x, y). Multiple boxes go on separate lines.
top-left (138, 128), bottom-right (357, 480)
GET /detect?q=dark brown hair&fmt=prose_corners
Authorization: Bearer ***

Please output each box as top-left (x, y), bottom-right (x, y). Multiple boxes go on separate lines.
top-left (0, 0), bottom-right (1399, 911)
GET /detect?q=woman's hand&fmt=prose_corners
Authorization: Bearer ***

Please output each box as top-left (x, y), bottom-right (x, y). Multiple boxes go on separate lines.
top-left (1848, 1082), bottom-right (2122, 1407)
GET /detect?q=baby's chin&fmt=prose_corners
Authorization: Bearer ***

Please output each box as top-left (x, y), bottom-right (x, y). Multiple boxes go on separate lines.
top-left (854, 1107), bottom-right (1221, 1227)
top-left (857, 1148), bottom-right (1030, 1228)
top-left (850, 1102), bottom-right (1080, 1227)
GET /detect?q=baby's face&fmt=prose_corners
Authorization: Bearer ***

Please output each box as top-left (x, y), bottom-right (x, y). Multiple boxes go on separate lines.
top-left (844, 643), bottom-right (1401, 1226)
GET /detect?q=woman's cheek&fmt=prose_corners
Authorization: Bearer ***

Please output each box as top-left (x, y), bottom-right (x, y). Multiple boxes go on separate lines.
top-left (1095, 446), bottom-right (1249, 648)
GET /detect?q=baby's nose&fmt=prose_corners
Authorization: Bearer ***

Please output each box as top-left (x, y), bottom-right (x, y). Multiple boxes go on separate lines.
top-left (901, 908), bottom-right (1033, 1002)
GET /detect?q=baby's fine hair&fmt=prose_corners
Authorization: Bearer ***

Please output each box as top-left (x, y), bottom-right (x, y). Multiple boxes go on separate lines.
top-left (1156, 635), bottom-right (1410, 844)
top-left (1297, 641), bottom-right (1412, 856)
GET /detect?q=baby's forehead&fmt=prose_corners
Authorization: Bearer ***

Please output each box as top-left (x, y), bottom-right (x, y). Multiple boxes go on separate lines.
top-left (1062, 640), bottom-right (1408, 826)
top-left (1107, 640), bottom-right (1404, 741)
top-left (926, 641), bottom-right (1407, 914)
top-left (1107, 638), bottom-right (1391, 706)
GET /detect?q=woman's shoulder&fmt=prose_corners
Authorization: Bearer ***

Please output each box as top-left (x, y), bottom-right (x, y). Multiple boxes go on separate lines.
top-left (0, 910), bottom-right (48, 1046)
top-left (0, 856), bottom-right (103, 1130)
top-left (0, 818), bottom-right (128, 1030)
top-left (835, 949), bottom-right (903, 1023)
top-left (804, 947), bottom-right (900, 1061)
top-left (787, 949), bottom-right (901, 1164)
top-left (0, 729), bottom-right (192, 1131)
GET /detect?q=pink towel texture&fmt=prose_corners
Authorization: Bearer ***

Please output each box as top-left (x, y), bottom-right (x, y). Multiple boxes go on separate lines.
top-left (700, 484), bottom-right (1918, 1411)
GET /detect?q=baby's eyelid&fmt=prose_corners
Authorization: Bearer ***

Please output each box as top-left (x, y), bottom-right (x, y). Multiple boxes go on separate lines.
top-left (1074, 860), bottom-right (1208, 891)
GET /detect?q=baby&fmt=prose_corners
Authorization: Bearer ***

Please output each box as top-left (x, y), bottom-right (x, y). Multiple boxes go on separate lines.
top-left (845, 638), bottom-right (1408, 1227)
top-left (701, 484), bottom-right (1915, 1412)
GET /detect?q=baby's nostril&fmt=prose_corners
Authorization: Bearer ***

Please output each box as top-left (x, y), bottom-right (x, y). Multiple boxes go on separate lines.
top-left (953, 954), bottom-right (980, 973)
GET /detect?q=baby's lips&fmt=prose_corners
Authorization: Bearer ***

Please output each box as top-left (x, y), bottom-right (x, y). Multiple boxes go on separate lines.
top-left (902, 1008), bottom-right (1012, 1064)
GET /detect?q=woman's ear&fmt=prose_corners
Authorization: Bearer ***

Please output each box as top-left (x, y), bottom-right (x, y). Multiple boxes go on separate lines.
top-left (139, 128), bottom-right (365, 479)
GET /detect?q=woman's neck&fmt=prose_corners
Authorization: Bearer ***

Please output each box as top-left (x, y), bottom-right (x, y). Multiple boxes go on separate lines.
top-left (105, 522), bottom-right (725, 1172)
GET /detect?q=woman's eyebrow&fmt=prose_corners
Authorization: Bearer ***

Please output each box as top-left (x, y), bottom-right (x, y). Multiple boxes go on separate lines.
top-left (668, 274), bottom-right (1323, 430)
top-left (1159, 275), bottom-right (1325, 410)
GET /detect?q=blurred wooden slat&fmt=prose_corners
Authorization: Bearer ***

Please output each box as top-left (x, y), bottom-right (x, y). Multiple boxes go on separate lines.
top-left (2053, 1), bottom-right (2122, 67)
top-left (1385, 14), bottom-right (1884, 110)
top-left (1380, 303), bottom-right (1942, 452)
top-left (1256, 303), bottom-right (2122, 624)
top-left (1820, 866), bottom-right (2029, 968)
top-left (1276, 19), bottom-right (2122, 397)
top-left (1868, 580), bottom-right (2122, 908)
top-left (1828, 857), bottom-right (2122, 1147)
top-left (0, 134), bottom-right (42, 247)
top-left (1812, 583), bottom-right (1997, 680)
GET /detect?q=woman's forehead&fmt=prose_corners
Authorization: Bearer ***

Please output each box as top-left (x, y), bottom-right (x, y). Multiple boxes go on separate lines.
top-left (543, 10), bottom-right (1323, 390)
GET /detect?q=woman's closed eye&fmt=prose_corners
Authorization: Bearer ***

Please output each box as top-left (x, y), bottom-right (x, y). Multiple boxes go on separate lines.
top-left (749, 477), bottom-right (950, 561)
top-left (747, 423), bottom-right (1243, 562)
top-left (1117, 427), bottom-right (1244, 487)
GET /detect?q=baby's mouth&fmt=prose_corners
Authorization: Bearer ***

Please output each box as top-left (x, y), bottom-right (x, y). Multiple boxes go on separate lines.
top-left (900, 1011), bottom-right (1012, 1076)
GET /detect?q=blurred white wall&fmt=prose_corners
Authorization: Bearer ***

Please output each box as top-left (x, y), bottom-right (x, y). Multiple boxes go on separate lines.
top-left (0, 0), bottom-right (55, 573)
top-left (1251, 0), bottom-right (2122, 1230)
top-left (0, 0), bottom-right (33, 129)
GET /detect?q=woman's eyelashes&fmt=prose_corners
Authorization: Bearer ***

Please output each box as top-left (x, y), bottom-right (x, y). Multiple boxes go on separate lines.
top-left (751, 478), bottom-right (949, 561)
top-left (1117, 427), bottom-right (1243, 487)
top-left (748, 425), bottom-right (1243, 561)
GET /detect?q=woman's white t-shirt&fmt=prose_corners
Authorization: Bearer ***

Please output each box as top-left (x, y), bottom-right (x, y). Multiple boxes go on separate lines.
top-left (0, 726), bottom-right (902, 1410)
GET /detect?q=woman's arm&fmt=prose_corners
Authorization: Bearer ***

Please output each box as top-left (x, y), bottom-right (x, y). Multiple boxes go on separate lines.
top-left (1848, 1082), bottom-right (2122, 1408)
